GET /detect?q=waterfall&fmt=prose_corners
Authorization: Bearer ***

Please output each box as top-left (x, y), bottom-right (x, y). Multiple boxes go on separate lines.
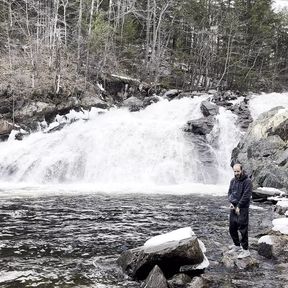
top-left (249, 92), bottom-right (288, 120)
top-left (0, 96), bottom-right (242, 195)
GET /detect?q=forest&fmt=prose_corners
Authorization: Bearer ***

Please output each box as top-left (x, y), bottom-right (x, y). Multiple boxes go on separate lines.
top-left (1, 0), bottom-right (288, 96)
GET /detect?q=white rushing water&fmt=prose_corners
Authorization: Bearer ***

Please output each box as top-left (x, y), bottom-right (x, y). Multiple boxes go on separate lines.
top-left (249, 92), bottom-right (288, 120)
top-left (0, 96), bottom-right (243, 197)
top-left (1, 92), bottom-right (286, 197)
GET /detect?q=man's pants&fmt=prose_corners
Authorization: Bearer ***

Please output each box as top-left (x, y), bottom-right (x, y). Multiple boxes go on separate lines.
top-left (229, 207), bottom-right (249, 250)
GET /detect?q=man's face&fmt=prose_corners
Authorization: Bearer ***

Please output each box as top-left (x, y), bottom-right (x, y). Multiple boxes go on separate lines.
top-left (233, 165), bottom-right (242, 179)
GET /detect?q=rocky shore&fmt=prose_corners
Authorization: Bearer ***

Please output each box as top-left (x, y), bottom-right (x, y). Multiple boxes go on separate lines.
top-left (117, 198), bottom-right (288, 288)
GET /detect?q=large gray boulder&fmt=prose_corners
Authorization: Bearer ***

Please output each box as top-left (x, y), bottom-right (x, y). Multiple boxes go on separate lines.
top-left (231, 106), bottom-right (288, 191)
top-left (123, 96), bottom-right (144, 112)
top-left (258, 234), bottom-right (288, 261)
top-left (117, 236), bottom-right (204, 280)
top-left (200, 101), bottom-right (219, 117)
top-left (184, 116), bottom-right (215, 136)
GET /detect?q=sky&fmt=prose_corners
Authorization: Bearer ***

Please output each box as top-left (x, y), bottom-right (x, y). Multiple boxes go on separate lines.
top-left (273, 0), bottom-right (288, 11)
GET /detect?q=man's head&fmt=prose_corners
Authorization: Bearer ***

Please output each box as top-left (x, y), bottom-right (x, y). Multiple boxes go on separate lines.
top-left (233, 163), bottom-right (242, 179)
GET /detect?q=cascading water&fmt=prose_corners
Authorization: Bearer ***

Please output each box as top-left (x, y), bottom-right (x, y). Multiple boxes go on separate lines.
top-left (0, 96), bottom-right (242, 195)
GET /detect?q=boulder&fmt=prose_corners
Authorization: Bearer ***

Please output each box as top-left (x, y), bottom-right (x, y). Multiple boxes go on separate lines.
top-left (98, 73), bottom-right (151, 101)
top-left (184, 116), bottom-right (215, 135)
top-left (141, 265), bottom-right (168, 288)
top-left (258, 234), bottom-right (288, 261)
top-left (143, 96), bottom-right (160, 108)
top-left (221, 250), bottom-right (259, 270)
top-left (14, 101), bottom-right (57, 122)
top-left (117, 236), bottom-right (204, 280)
top-left (200, 101), bottom-right (219, 117)
top-left (176, 92), bottom-right (195, 99)
top-left (167, 273), bottom-right (191, 288)
top-left (0, 119), bottom-right (14, 135)
top-left (231, 107), bottom-right (288, 191)
top-left (80, 95), bottom-right (109, 110)
top-left (186, 276), bottom-right (207, 288)
top-left (163, 89), bottom-right (182, 100)
top-left (274, 200), bottom-right (288, 215)
top-left (252, 188), bottom-right (283, 201)
top-left (123, 96), bottom-right (143, 112)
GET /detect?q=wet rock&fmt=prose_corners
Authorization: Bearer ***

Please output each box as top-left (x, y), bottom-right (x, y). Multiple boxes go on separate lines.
top-left (0, 119), bottom-right (14, 136)
top-left (258, 234), bottom-right (288, 261)
top-left (143, 96), bottom-right (160, 108)
top-left (200, 101), bottom-right (219, 117)
top-left (222, 90), bottom-right (238, 101)
top-left (252, 188), bottom-right (282, 202)
top-left (231, 106), bottom-right (288, 191)
top-left (98, 73), bottom-right (149, 101)
top-left (123, 96), bottom-right (143, 112)
top-left (186, 276), bottom-right (207, 288)
top-left (184, 116), bottom-right (215, 135)
top-left (221, 252), bottom-right (236, 269)
top-left (80, 96), bottom-right (108, 110)
top-left (141, 265), bottom-right (168, 288)
top-left (222, 250), bottom-right (259, 270)
top-left (117, 236), bottom-right (204, 280)
top-left (176, 92), bottom-right (195, 99)
top-left (234, 256), bottom-right (259, 270)
top-left (167, 273), bottom-right (191, 288)
top-left (274, 199), bottom-right (288, 215)
top-left (0, 99), bottom-right (12, 114)
top-left (163, 89), bottom-right (182, 100)
top-left (269, 118), bottom-right (288, 141)
top-left (201, 272), bottom-right (230, 287)
top-left (207, 89), bottom-right (217, 95)
top-left (14, 101), bottom-right (56, 122)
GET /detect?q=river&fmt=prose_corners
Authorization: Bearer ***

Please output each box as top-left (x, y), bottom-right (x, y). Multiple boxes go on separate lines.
top-left (0, 192), bottom-right (281, 288)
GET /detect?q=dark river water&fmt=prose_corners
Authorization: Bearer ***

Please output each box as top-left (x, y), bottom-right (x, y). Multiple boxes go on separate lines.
top-left (0, 193), bottom-right (283, 287)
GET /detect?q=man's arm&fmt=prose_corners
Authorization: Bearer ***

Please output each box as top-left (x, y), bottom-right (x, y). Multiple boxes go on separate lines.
top-left (228, 179), bottom-right (235, 209)
top-left (228, 179), bottom-right (233, 198)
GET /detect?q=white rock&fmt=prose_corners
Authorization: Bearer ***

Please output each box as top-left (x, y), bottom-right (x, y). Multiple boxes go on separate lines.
top-left (272, 218), bottom-right (288, 235)
top-left (144, 227), bottom-right (195, 247)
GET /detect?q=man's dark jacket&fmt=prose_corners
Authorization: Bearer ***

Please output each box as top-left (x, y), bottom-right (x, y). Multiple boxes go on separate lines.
top-left (228, 172), bottom-right (252, 208)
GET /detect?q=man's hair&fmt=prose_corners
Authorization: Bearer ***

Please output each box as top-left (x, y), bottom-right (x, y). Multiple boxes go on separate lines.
top-left (233, 163), bottom-right (242, 171)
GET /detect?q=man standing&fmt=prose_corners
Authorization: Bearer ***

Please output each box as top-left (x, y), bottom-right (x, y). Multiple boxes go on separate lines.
top-left (228, 163), bottom-right (252, 258)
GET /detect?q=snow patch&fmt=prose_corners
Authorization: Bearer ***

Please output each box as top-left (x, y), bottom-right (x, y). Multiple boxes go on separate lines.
top-left (257, 187), bottom-right (285, 195)
top-left (194, 239), bottom-right (209, 269)
top-left (277, 200), bottom-right (288, 208)
top-left (258, 235), bottom-right (274, 245)
top-left (268, 196), bottom-right (288, 204)
top-left (144, 227), bottom-right (195, 247)
top-left (272, 218), bottom-right (288, 235)
top-left (143, 227), bottom-right (209, 269)
top-left (250, 204), bottom-right (265, 211)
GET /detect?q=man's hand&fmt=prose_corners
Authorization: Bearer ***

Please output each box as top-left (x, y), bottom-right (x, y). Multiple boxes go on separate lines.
top-left (229, 204), bottom-right (235, 210)
top-left (235, 207), bottom-right (240, 215)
